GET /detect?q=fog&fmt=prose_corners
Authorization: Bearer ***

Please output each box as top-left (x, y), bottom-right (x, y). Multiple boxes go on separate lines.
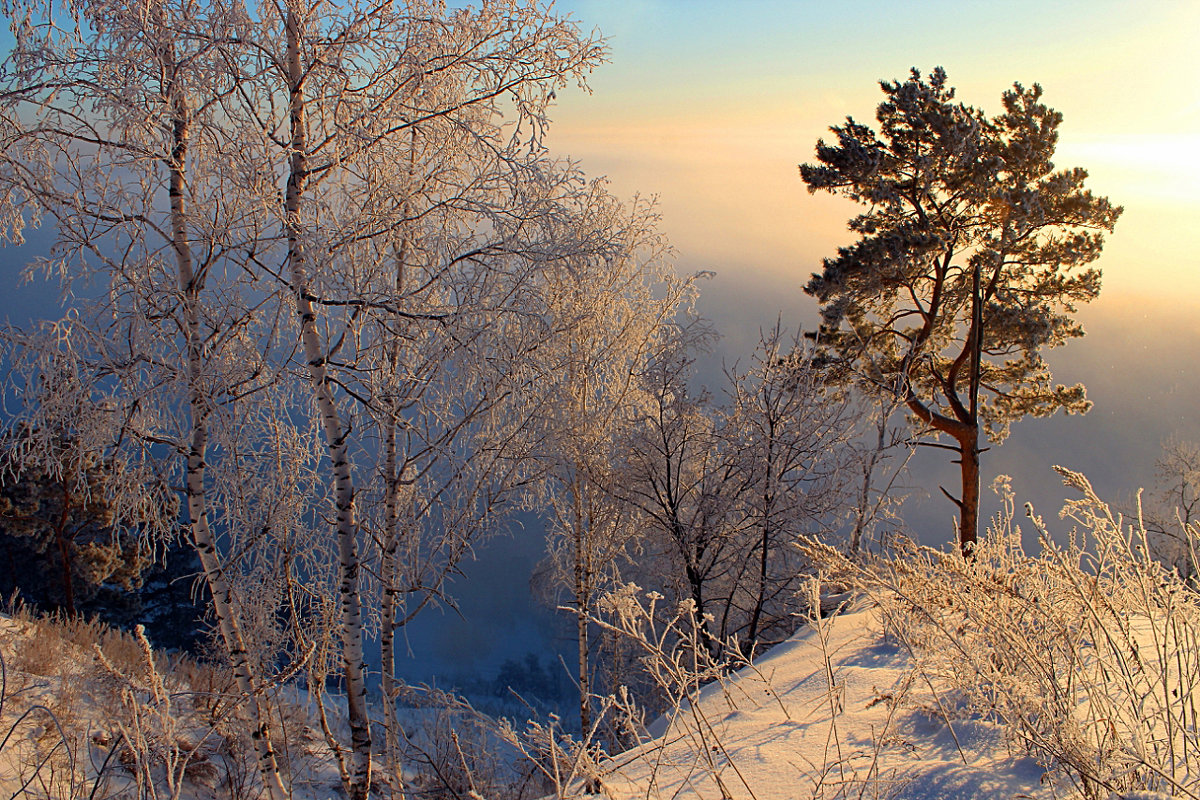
top-left (3, 190), bottom-right (1193, 700)
top-left (389, 265), bottom-right (1200, 690)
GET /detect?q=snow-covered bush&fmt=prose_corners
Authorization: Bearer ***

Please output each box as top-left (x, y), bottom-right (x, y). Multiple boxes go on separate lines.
top-left (807, 468), bottom-right (1200, 799)
top-left (0, 608), bottom-right (339, 800)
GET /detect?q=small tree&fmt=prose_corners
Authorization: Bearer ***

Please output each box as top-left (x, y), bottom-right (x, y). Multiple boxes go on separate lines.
top-left (718, 323), bottom-right (855, 648)
top-left (801, 67), bottom-right (1121, 553)
top-left (0, 334), bottom-right (179, 619)
top-left (528, 188), bottom-right (689, 739)
top-left (1135, 437), bottom-right (1200, 581)
top-left (617, 325), bottom-right (733, 657)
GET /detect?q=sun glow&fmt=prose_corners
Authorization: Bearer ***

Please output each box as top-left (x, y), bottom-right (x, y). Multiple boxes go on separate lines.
top-left (549, 0), bottom-right (1200, 302)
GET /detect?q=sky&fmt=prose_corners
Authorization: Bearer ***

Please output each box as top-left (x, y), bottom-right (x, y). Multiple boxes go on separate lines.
top-left (547, 0), bottom-right (1200, 292)
top-left (3, 0), bottom-right (1199, 689)
top-left (534, 0), bottom-right (1200, 507)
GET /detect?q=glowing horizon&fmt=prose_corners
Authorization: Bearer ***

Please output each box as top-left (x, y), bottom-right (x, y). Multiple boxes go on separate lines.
top-left (546, 0), bottom-right (1200, 307)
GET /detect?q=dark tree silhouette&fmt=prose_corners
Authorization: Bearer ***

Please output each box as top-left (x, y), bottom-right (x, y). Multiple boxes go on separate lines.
top-left (0, 442), bottom-right (165, 616)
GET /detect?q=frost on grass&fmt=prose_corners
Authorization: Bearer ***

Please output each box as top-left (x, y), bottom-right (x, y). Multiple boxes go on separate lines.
top-left (588, 585), bottom-right (1047, 800)
top-left (806, 470), bottom-right (1200, 800)
top-left (5, 469), bottom-right (1200, 800)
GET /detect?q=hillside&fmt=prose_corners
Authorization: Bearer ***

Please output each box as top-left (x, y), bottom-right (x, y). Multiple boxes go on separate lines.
top-left (4, 465), bottom-right (1198, 800)
top-left (597, 601), bottom-right (1049, 800)
top-left (1, 601), bottom-right (1049, 800)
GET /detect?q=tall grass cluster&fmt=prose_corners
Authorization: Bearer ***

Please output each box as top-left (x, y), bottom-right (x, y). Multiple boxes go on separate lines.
top-left (807, 468), bottom-right (1200, 799)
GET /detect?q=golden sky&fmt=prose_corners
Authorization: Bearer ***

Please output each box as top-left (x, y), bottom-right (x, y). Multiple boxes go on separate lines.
top-left (547, 0), bottom-right (1200, 317)
top-left (541, 0), bottom-right (1200, 517)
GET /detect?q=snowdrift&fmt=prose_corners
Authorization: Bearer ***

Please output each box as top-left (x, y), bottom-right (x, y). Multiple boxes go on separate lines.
top-left (598, 600), bottom-right (1049, 800)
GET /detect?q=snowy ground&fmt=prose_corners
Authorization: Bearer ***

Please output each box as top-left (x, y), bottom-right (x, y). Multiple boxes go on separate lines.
top-left (0, 601), bottom-right (1069, 799)
top-left (598, 600), bottom-right (1052, 800)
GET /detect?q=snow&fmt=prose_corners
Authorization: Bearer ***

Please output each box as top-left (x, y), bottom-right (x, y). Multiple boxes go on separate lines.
top-left (598, 599), bottom-right (1053, 800)
top-left (0, 612), bottom-right (346, 800)
top-left (0, 598), bottom-right (1157, 799)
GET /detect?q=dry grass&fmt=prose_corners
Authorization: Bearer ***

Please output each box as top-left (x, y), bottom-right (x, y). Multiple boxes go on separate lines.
top-left (804, 470), bottom-right (1200, 800)
top-left (0, 606), bottom-right (326, 800)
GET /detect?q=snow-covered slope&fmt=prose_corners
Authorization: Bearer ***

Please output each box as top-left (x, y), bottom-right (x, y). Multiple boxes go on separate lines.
top-left (599, 601), bottom-right (1050, 800)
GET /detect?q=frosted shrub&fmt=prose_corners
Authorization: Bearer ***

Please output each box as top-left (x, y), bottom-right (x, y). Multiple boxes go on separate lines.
top-left (496, 584), bottom-right (790, 799)
top-left (808, 468), bottom-right (1200, 799)
top-left (594, 585), bottom-right (728, 705)
top-left (494, 586), bottom-right (712, 800)
top-left (394, 684), bottom-right (554, 800)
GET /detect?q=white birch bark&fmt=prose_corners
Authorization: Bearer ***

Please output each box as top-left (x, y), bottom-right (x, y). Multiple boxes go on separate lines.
top-left (379, 448), bottom-right (413, 800)
top-left (282, 10), bottom-right (372, 798)
top-left (161, 28), bottom-right (291, 799)
top-left (379, 211), bottom-right (415, 800)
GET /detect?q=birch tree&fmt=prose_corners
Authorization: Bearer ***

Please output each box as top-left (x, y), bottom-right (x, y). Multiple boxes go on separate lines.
top-left (358, 167), bottom-right (624, 794)
top-left (0, 1), bottom-right (297, 794)
top-left (844, 393), bottom-right (917, 556)
top-left (2, 2), bottom-right (639, 797)
top-left (1136, 437), bottom-right (1200, 581)
top-left (207, 3), bottom-right (604, 796)
top-left (617, 326), bottom-right (737, 658)
top-left (528, 186), bottom-right (691, 738)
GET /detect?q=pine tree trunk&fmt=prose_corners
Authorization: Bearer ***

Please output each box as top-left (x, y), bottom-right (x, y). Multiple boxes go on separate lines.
top-left (960, 262), bottom-right (983, 557)
top-left (905, 400), bottom-right (981, 558)
top-left (958, 431), bottom-right (980, 557)
top-left (284, 13), bottom-right (372, 798)
top-left (162, 27), bottom-right (288, 798)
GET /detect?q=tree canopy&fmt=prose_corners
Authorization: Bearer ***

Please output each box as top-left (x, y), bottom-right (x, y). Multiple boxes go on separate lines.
top-left (801, 67), bottom-right (1121, 552)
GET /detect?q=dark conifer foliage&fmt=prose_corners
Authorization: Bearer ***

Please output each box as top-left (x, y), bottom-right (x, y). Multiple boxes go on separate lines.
top-left (0, 443), bottom-right (162, 616)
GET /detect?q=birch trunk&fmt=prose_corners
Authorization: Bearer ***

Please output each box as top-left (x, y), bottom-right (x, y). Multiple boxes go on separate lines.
top-left (380, 213), bottom-right (416, 799)
top-left (161, 30), bottom-right (289, 799)
top-left (283, 11), bottom-right (372, 798)
top-left (380, 451), bottom-right (402, 800)
top-left (572, 476), bottom-right (591, 737)
top-left (380, 426), bottom-right (413, 799)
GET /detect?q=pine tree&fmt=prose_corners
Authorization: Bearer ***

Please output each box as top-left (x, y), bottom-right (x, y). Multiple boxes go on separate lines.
top-left (0, 442), bottom-right (156, 616)
top-left (801, 67), bottom-right (1121, 553)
